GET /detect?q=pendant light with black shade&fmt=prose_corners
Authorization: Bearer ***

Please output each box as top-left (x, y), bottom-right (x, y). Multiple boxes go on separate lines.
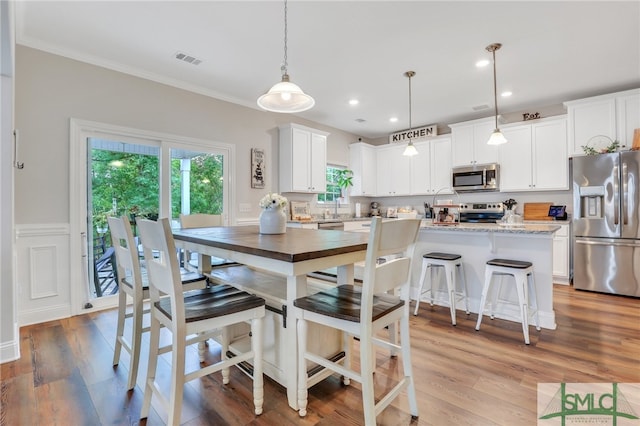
top-left (486, 43), bottom-right (507, 145)
top-left (402, 71), bottom-right (419, 157)
top-left (257, 0), bottom-right (315, 113)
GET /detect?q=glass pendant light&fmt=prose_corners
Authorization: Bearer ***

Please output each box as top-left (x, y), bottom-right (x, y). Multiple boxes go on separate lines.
top-left (257, 0), bottom-right (315, 113)
top-left (403, 71), bottom-right (419, 156)
top-left (486, 43), bottom-right (507, 145)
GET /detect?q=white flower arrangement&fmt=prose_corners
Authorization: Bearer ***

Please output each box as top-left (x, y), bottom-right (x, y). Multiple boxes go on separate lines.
top-left (259, 192), bottom-right (288, 210)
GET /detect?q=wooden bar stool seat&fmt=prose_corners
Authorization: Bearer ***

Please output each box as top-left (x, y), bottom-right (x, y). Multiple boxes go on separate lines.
top-left (475, 258), bottom-right (540, 344)
top-left (413, 252), bottom-right (469, 325)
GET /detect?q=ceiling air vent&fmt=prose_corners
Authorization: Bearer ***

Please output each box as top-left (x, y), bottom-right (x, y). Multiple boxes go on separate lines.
top-left (355, 118), bottom-right (366, 123)
top-left (174, 51), bottom-right (202, 66)
top-left (472, 104), bottom-right (490, 111)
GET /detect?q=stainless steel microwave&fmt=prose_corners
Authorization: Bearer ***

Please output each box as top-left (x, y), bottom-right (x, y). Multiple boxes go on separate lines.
top-left (452, 163), bottom-right (500, 192)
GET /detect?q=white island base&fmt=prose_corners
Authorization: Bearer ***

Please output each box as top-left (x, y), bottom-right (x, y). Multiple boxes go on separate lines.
top-left (413, 223), bottom-right (559, 330)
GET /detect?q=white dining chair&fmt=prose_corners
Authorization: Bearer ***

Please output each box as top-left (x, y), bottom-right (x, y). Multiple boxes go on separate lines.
top-left (108, 216), bottom-right (208, 390)
top-left (137, 218), bottom-right (266, 425)
top-left (294, 217), bottom-right (421, 425)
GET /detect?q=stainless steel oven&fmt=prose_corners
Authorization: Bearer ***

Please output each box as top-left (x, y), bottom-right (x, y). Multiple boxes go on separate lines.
top-left (452, 163), bottom-right (499, 192)
top-left (459, 202), bottom-right (504, 223)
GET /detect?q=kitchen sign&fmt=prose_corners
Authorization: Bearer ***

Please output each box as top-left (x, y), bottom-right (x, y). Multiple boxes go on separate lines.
top-left (389, 124), bottom-right (437, 144)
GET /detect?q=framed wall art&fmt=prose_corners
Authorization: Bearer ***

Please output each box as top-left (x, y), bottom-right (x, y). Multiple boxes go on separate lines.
top-left (251, 148), bottom-right (265, 189)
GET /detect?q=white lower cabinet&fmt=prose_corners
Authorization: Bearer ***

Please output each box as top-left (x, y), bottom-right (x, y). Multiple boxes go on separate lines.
top-left (552, 224), bottom-right (570, 284)
top-left (343, 219), bottom-right (372, 232)
top-left (286, 222), bottom-right (318, 230)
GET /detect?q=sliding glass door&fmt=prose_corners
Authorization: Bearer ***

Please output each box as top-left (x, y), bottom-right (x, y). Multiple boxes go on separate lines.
top-left (73, 121), bottom-right (232, 307)
top-left (170, 148), bottom-right (225, 221)
top-left (88, 138), bottom-right (160, 298)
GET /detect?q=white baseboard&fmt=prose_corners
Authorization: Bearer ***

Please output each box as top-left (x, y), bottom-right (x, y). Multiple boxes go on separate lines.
top-left (0, 322), bottom-right (21, 363)
top-left (18, 303), bottom-right (71, 327)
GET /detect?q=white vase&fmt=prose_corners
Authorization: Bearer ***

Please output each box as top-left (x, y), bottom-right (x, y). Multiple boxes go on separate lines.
top-left (259, 207), bottom-right (287, 234)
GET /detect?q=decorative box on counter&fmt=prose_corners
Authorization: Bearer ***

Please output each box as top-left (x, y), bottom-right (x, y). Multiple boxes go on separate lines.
top-left (432, 203), bottom-right (460, 226)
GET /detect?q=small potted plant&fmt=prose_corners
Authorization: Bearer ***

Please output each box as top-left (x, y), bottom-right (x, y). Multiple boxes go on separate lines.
top-left (335, 169), bottom-right (354, 198)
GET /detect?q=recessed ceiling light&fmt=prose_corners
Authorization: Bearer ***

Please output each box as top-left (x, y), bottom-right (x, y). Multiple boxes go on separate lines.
top-left (476, 59), bottom-right (490, 68)
top-left (390, 117), bottom-right (398, 123)
top-left (349, 99), bottom-right (359, 106)
top-left (501, 91), bottom-right (513, 97)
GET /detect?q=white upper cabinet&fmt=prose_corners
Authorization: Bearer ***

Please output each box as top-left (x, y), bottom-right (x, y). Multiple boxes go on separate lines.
top-left (375, 144), bottom-right (411, 196)
top-left (349, 139), bottom-right (452, 198)
top-left (565, 88), bottom-right (640, 156)
top-left (500, 117), bottom-right (568, 192)
top-left (410, 137), bottom-right (453, 195)
top-left (532, 118), bottom-right (568, 190)
top-left (450, 117), bottom-right (500, 167)
top-left (617, 92), bottom-right (640, 149)
top-left (499, 125), bottom-right (533, 191)
top-left (349, 142), bottom-right (377, 196)
top-left (279, 123), bottom-right (328, 193)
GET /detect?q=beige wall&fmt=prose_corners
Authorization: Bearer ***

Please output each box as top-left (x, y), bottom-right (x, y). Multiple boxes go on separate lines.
top-left (14, 45), bottom-right (363, 224)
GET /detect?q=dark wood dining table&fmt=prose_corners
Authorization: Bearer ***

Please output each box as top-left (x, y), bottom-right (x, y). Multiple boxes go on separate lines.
top-left (172, 225), bottom-right (369, 410)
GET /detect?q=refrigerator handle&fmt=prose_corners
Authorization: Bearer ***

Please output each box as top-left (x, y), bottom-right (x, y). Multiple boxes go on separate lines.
top-left (622, 161), bottom-right (629, 225)
top-left (575, 237), bottom-right (640, 248)
top-left (613, 164), bottom-right (619, 225)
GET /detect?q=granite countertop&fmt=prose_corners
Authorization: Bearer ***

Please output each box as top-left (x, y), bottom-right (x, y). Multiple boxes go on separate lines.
top-left (288, 216), bottom-right (373, 224)
top-left (288, 217), bottom-right (570, 228)
top-left (523, 219), bottom-right (571, 224)
top-left (420, 222), bottom-right (561, 234)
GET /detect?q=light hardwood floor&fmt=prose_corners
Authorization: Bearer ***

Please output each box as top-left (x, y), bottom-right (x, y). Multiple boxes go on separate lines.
top-left (1, 285), bottom-right (638, 425)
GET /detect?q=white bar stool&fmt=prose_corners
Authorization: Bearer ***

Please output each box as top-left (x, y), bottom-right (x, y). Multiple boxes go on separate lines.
top-left (475, 258), bottom-right (540, 344)
top-left (413, 252), bottom-right (469, 325)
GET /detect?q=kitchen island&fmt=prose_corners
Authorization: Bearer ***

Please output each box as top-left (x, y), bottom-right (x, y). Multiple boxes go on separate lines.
top-left (415, 222), bottom-right (560, 330)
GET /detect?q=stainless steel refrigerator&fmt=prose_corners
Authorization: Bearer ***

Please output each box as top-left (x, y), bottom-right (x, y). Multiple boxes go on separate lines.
top-left (572, 151), bottom-right (640, 297)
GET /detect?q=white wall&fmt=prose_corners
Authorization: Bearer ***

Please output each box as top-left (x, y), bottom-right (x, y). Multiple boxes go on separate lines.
top-left (15, 46), bottom-right (363, 224)
top-left (1, 0), bottom-right (19, 363)
top-left (12, 45), bottom-right (364, 329)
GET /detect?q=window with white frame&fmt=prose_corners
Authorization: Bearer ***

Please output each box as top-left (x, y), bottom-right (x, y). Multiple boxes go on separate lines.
top-left (317, 165), bottom-right (347, 204)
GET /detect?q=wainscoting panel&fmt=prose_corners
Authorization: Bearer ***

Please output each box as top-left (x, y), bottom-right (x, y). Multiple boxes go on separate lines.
top-left (29, 245), bottom-right (59, 299)
top-left (16, 224), bottom-right (71, 326)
